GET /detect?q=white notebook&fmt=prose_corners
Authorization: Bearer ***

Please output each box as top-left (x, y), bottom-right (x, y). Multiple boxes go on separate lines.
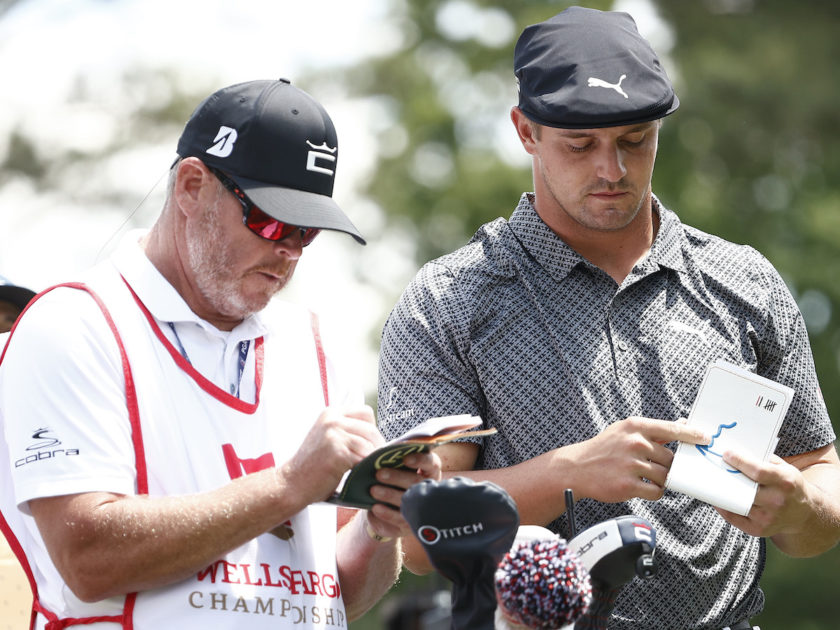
top-left (665, 359), bottom-right (794, 516)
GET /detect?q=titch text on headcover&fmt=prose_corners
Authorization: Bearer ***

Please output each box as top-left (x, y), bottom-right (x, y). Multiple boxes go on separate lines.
top-left (666, 359), bottom-right (794, 516)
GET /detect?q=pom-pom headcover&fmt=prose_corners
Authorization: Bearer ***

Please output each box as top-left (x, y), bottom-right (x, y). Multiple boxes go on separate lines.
top-left (495, 538), bottom-right (592, 629)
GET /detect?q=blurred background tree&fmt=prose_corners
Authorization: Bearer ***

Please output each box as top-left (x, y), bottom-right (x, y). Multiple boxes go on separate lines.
top-left (1, 0), bottom-right (837, 628)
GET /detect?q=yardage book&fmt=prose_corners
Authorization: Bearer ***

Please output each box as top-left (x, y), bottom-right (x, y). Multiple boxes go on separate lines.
top-left (665, 359), bottom-right (794, 516)
top-left (327, 414), bottom-right (497, 509)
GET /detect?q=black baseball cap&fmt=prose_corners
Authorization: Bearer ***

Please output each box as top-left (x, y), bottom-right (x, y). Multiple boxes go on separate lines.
top-left (0, 276), bottom-right (36, 311)
top-left (514, 6), bottom-right (679, 129)
top-left (177, 78), bottom-right (365, 244)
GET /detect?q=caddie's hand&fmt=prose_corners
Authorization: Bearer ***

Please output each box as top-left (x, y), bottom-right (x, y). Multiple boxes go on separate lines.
top-left (714, 450), bottom-right (811, 537)
top-left (566, 416), bottom-right (710, 503)
top-left (366, 452), bottom-right (443, 540)
top-left (283, 406), bottom-right (384, 504)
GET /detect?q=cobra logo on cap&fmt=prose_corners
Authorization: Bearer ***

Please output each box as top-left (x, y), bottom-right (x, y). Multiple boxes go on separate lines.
top-left (306, 140), bottom-right (336, 176)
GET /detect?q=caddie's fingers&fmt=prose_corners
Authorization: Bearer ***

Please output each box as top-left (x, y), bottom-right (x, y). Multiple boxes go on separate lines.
top-left (340, 432), bottom-right (382, 465)
top-left (368, 505), bottom-right (406, 537)
top-left (652, 418), bottom-right (689, 445)
top-left (368, 481), bottom-right (405, 509)
top-left (342, 405), bottom-right (376, 424)
top-left (335, 411), bottom-right (384, 446)
top-left (374, 466), bottom-right (428, 490)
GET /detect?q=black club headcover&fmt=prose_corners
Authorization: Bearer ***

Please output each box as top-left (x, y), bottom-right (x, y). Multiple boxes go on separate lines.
top-left (568, 515), bottom-right (658, 630)
top-left (401, 477), bottom-right (520, 630)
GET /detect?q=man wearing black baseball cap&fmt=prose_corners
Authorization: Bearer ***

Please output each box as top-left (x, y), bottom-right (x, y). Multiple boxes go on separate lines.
top-left (0, 79), bottom-right (440, 629)
top-left (379, 7), bottom-right (839, 630)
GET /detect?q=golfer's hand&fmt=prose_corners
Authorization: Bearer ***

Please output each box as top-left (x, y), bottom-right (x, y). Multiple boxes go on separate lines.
top-left (566, 417), bottom-right (710, 503)
top-left (714, 450), bottom-right (811, 537)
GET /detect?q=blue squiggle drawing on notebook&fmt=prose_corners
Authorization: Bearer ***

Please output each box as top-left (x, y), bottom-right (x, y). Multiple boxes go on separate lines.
top-left (696, 422), bottom-right (740, 474)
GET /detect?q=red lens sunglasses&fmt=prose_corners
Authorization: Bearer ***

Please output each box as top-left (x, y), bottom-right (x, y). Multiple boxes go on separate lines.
top-left (208, 167), bottom-right (320, 247)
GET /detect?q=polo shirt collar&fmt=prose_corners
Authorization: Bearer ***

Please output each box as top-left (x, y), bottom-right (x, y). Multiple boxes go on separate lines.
top-left (507, 193), bottom-right (584, 282)
top-left (110, 230), bottom-right (268, 342)
top-left (648, 196), bottom-right (687, 274)
top-left (507, 193), bottom-right (688, 280)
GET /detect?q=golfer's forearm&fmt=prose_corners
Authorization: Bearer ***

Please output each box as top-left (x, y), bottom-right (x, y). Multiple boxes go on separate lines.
top-left (771, 509), bottom-right (840, 557)
top-left (441, 456), bottom-right (574, 526)
top-left (771, 471), bottom-right (840, 557)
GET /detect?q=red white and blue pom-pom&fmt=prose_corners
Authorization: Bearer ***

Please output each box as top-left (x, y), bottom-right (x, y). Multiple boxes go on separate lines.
top-left (495, 538), bottom-right (592, 629)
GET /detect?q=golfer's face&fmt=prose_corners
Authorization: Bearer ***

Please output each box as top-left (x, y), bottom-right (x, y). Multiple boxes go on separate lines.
top-left (530, 120), bottom-right (659, 234)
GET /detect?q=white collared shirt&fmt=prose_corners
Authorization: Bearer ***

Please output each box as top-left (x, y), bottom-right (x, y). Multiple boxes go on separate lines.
top-left (112, 231), bottom-right (267, 402)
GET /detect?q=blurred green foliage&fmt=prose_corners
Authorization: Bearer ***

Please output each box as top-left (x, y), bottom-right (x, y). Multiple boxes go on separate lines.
top-left (323, 1), bottom-right (840, 628)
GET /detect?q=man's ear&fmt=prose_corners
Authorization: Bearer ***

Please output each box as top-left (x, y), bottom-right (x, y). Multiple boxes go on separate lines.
top-left (173, 158), bottom-right (214, 218)
top-left (510, 106), bottom-right (540, 155)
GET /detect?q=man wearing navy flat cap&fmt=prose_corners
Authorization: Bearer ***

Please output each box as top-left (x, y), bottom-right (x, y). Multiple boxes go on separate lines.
top-left (1, 79), bottom-right (440, 629)
top-left (379, 7), bottom-right (840, 629)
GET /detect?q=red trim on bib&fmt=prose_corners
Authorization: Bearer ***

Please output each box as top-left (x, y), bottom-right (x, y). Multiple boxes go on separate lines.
top-left (1, 282), bottom-right (147, 629)
top-left (121, 276), bottom-right (264, 414)
top-left (0, 510), bottom-right (38, 629)
top-left (309, 311), bottom-right (329, 406)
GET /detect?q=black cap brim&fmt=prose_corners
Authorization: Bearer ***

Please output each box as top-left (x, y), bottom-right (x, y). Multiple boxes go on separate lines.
top-left (514, 7), bottom-right (679, 129)
top-left (520, 93), bottom-right (680, 130)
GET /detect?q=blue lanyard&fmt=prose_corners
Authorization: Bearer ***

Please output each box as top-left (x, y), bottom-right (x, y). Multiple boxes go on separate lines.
top-left (167, 322), bottom-right (251, 398)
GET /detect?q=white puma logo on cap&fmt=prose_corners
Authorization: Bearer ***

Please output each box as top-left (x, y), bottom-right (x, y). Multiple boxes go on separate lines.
top-left (587, 74), bottom-right (628, 99)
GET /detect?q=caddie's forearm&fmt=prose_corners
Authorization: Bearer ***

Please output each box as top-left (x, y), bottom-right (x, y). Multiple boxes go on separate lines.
top-left (336, 512), bottom-right (401, 620)
top-left (30, 466), bottom-right (313, 602)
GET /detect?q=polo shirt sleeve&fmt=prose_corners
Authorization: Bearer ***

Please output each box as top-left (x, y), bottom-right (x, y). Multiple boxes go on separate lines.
top-left (377, 261), bottom-right (485, 441)
top-left (753, 255), bottom-right (835, 456)
top-left (2, 286), bottom-right (138, 512)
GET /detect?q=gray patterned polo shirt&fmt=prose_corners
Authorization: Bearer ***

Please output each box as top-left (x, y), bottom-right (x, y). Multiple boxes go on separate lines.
top-left (378, 193), bottom-right (834, 629)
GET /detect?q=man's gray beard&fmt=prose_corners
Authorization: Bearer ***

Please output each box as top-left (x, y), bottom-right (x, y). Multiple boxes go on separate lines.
top-left (186, 196), bottom-right (254, 322)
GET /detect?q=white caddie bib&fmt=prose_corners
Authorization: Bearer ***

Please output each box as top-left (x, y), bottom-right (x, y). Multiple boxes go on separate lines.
top-left (1, 261), bottom-right (348, 630)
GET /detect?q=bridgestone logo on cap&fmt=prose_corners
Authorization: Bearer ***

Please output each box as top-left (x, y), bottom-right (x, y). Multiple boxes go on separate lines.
top-left (206, 126), bottom-right (238, 158)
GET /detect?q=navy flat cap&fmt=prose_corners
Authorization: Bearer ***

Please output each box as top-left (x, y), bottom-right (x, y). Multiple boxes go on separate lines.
top-left (514, 6), bottom-right (679, 129)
